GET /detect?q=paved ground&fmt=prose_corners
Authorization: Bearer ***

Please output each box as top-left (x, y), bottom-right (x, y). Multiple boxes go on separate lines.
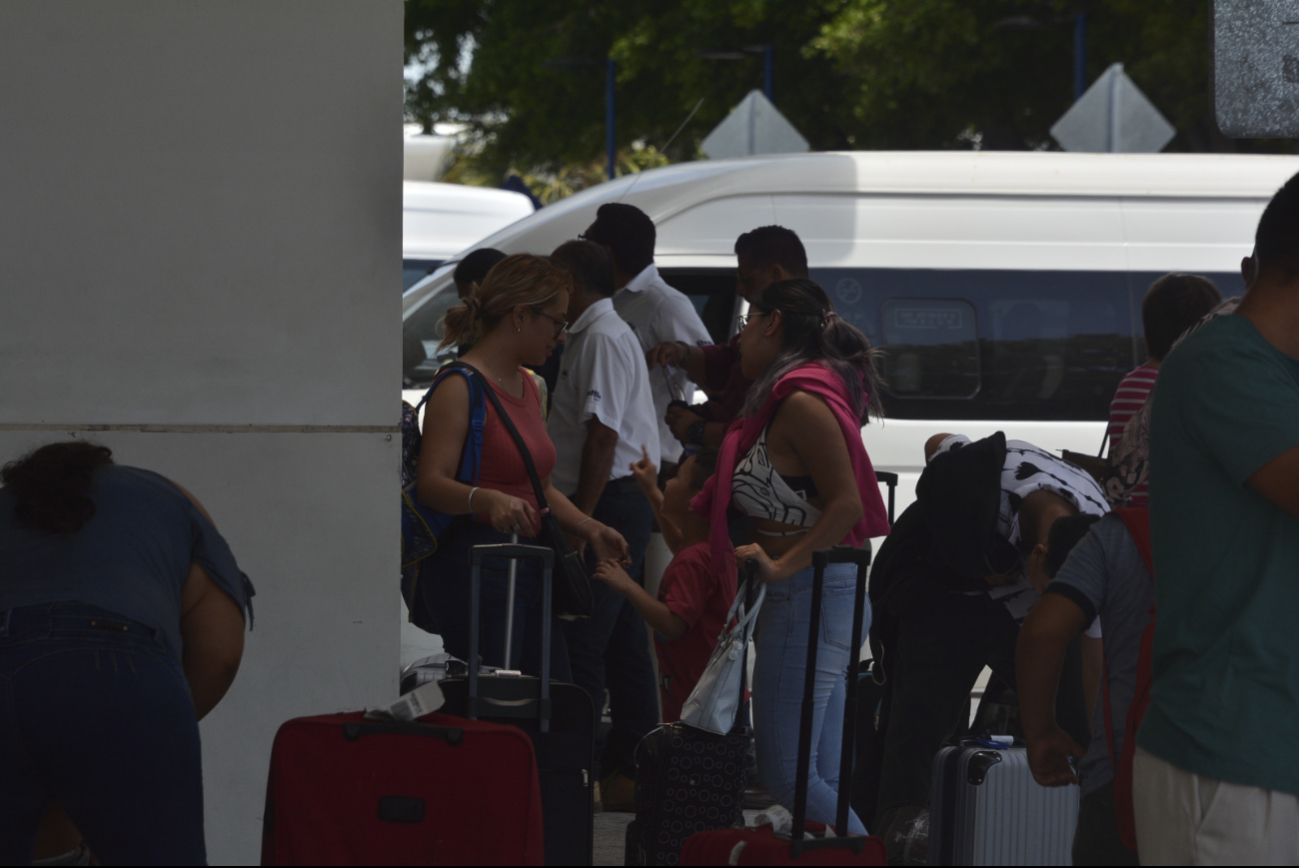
top-left (593, 812), bottom-right (635, 867)
top-left (593, 809), bottom-right (765, 866)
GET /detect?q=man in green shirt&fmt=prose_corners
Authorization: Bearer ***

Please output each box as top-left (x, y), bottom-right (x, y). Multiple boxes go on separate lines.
top-left (1141, 172), bottom-right (1299, 864)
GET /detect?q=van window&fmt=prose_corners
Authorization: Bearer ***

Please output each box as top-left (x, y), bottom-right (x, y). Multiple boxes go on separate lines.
top-left (811, 268), bottom-right (1136, 421)
top-left (880, 298), bottom-right (981, 399)
top-left (659, 269), bottom-right (741, 346)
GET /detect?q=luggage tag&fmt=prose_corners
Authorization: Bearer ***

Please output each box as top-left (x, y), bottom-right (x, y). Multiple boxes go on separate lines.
top-left (366, 680), bottom-right (446, 722)
top-left (966, 734), bottom-right (1014, 750)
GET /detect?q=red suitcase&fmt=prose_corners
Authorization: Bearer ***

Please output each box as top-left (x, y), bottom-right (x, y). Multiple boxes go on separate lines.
top-left (261, 711), bottom-right (544, 865)
top-left (680, 547), bottom-right (887, 867)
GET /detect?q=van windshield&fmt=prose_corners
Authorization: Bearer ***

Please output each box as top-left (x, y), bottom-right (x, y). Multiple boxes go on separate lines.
top-left (403, 288), bottom-right (461, 386)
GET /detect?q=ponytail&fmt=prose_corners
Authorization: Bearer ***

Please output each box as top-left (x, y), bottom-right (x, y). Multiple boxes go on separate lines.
top-left (740, 279), bottom-right (885, 424)
top-left (439, 253), bottom-right (573, 349)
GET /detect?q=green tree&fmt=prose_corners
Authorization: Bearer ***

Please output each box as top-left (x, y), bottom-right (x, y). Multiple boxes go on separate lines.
top-left (404, 0), bottom-right (1293, 183)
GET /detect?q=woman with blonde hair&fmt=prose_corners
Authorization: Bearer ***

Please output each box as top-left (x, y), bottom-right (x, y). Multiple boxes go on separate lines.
top-left (416, 253), bottom-right (629, 679)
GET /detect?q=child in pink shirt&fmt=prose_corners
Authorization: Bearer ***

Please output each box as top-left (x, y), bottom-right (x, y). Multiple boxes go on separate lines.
top-left (593, 449), bottom-right (733, 722)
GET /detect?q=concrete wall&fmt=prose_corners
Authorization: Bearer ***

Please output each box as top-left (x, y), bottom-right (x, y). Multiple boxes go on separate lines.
top-left (0, 2), bottom-right (402, 863)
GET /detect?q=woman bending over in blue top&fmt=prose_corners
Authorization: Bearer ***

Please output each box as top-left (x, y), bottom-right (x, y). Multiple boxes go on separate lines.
top-left (0, 442), bottom-right (255, 866)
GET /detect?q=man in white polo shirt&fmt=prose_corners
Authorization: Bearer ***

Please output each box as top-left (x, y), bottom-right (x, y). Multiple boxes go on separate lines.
top-left (582, 203), bottom-right (711, 471)
top-left (548, 240), bottom-right (661, 810)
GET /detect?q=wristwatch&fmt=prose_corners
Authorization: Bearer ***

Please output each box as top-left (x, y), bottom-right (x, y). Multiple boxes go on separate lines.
top-left (686, 419), bottom-right (707, 446)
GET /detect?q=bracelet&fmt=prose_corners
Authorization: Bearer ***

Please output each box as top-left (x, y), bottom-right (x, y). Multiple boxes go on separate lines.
top-left (468, 486), bottom-right (480, 513)
top-left (576, 517), bottom-right (594, 532)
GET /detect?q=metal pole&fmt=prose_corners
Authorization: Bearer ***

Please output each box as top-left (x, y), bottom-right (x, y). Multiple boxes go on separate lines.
top-left (1073, 13), bottom-right (1086, 101)
top-left (503, 532), bottom-right (518, 667)
top-left (1109, 62), bottom-right (1123, 153)
top-left (763, 44), bottom-right (773, 102)
top-left (606, 58), bottom-right (616, 181)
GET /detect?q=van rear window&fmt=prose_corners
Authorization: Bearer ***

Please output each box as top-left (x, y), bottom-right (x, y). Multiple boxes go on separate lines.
top-left (812, 268), bottom-right (1136, 421)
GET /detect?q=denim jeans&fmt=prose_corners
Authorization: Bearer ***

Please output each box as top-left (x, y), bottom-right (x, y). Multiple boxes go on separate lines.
top-left (561, 478), bottom-right (656, 781)
top-left (421, 519), bottom-right (572, 682)
top-left (753, 562), bottom-right (869, 835)
top-left (0, 603), bottom-right (206, 865)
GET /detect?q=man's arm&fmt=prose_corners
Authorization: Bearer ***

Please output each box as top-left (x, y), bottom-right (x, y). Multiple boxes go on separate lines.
top-left (1017, 592), bottom-right (1088, 786)
top-left (665, 406), bottom-right (727, 449)
top-left (572, 418), bottom-right (618, 515)
top-left (647, 340), bottom-right (708, 384)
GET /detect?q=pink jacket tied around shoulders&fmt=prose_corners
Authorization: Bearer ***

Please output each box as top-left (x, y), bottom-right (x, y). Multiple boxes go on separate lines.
top-left (690, 361), bottom-right (892, 578)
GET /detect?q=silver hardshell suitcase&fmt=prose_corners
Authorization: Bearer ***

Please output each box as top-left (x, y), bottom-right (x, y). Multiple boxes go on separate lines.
top-left (929, 745), bottom-right (1078, 865)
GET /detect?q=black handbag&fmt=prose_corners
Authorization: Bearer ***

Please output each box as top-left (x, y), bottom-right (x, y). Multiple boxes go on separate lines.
top-left (466, 365), bottom-right (594, 620)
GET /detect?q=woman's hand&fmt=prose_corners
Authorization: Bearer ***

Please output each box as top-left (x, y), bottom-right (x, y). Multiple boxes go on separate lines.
top-left (592, 558), bottom-right (635, 595)
top-left (734, 543), bottom-right (786, 583)
top-left (585, 522), bottom-right (631, 566)
top-left (629, 446), bottom-right (659, 497)
top-left (479, 489), bottom-right (540, 536)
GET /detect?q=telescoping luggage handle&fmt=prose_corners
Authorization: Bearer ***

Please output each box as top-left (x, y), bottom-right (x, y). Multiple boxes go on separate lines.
top-left (467, 543), bottom-right (554, 733)
top-left (875, 471), bottom-right (897, 525)
top-left (790, 544), bottom-right (873, 859)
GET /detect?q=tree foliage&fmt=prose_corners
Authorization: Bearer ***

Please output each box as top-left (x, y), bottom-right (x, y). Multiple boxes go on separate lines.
top-left (404, 0), bottom-right (1294, 180)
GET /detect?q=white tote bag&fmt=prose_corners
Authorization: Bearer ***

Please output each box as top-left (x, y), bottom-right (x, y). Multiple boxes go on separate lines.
top-left (678, 578), bottom-right (765, 735)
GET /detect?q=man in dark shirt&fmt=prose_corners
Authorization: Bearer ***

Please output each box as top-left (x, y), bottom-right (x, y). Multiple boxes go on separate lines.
top-left (646, 226), bottom-right (808, 448)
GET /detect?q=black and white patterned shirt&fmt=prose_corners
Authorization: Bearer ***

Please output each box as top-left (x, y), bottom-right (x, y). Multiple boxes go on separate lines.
top-left (932, 435), bottom-right (1110, 622)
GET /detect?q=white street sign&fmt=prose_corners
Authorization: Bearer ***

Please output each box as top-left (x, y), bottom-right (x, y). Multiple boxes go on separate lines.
top-left (1051, 62), bottom-right (1176, 153)
top-left (701, 89), bottom-right (810, 159)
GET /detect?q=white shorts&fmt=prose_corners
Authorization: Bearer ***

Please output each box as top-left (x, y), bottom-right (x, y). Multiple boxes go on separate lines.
top-left (1133, 746), bottom-right (1299, 865)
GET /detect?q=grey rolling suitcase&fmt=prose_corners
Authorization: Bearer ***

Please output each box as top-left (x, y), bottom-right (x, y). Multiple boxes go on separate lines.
top-left (929, 745), bottom-right (1078, 866)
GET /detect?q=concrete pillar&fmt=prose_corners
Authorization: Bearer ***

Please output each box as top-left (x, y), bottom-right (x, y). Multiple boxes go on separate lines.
top-left (0, 2), bottom-right (401, 862)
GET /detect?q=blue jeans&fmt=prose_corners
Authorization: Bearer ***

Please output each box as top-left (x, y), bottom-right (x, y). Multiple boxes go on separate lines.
top-left (562, 478), bottom-right (656, 780)
top-left (0, 603), bottom-right (206, 865)
top-left (421, 518), bottom-right (572, 682)
top-left (753, 563), bottom-right (869, 835)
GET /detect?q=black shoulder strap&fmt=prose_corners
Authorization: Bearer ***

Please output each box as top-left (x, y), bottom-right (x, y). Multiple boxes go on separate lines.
top-left (457, 363), bottom-right (552, 514)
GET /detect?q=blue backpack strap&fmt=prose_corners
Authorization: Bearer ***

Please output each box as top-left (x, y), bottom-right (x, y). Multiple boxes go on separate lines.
top-left (459, 369), bottom-right (486, 486)
top-left (426, 361), bottom-right (486, 487)
top-left (416, 362), bottom-right (460, 412)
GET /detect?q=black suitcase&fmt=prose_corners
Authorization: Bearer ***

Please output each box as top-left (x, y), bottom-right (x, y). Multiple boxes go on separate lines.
top-left (625, 566), bottom-right (758, 866)
top-left (438, 543), bottom-right (595, 867)
top-left (625, 720), bottom-right (751, 865)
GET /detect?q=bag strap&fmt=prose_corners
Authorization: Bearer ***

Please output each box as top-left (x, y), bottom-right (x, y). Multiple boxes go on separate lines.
top-left (1099, 509), bottom-right (1150, 787)
top-left (1114, 507), bottom-right (1153, 576)
top-left (455, 362), bottom-right (552, 514)
top-left (734, 562), bottom-right (761, 731)
top-left (419, 363), bottom-right (487, 486)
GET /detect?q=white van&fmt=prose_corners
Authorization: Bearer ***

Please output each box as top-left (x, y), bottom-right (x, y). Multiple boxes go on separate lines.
top-left (403, 150), bottom-right (1299, 519)
top-left (402, 180), bottom-right (535, 290)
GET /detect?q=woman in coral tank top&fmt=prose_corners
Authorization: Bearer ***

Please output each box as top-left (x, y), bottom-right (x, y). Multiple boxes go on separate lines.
top-left (416, 254), bottom-right (630, 680)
